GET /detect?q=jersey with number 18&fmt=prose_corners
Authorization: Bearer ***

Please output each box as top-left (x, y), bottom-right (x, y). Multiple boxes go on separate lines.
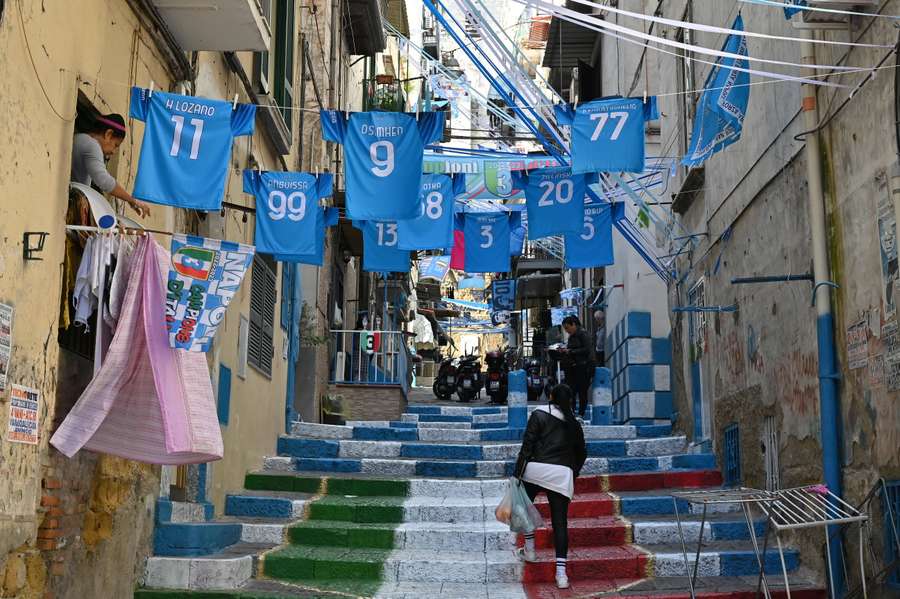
top-left (130, 87), bottom-right (256, 210)
top-left (320, 110), bottom-right (445, 221)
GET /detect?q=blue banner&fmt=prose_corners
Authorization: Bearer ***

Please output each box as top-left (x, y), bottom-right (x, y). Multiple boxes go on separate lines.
top-left (463, 212), bottom-right (511, 273)
top-left (783, 0), bottom-right (808, 18)
top-left (166, 235), bottom-right (255, 352)
top-left (418, 255), bottom-right (451, 282)
top-left (564, 202), bottom-right (614, 269)
top-left (683, 16), bottom-right (750, 168)
top-left (491, 279), bottom-right (517, 312)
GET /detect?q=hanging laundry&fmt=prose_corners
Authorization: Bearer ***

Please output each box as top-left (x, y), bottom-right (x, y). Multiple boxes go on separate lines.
top-left (129, 87), bottom-right (256, 210)
top-left (564, 202), bottom-right (615, 269)
top-left (320, 109), bottom-right (445, 220)
top-left (515, 167), bottom-right (589, 239)
top-left (166, 235), bottom-right (255, 352)
top-left (554, 96), bottom-right (658, 174)
top-left (50, 235), bottom-right (223, 465)
top-left (72, 236), bottom-right (96, 329)
top-left (243, 170), bottom-right (334, 256)
top-left (105, 235), bottom-right (137, 328)
top-left (463, 212), bottom-right (511, 273)
top-left (274, 207), bottom-right (340, 266)
top-left (397, 174), bottom-right (466, 251)
top-left (355, 221), bottom-right (412, 273)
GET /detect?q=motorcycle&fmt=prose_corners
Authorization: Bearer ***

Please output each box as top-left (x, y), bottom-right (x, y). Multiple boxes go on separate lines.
top-left (524, 356), bottom-right (544, 402)
top-left (484, 347), bottom-right (510, 404)
top-left (455, 353), bottom-right (483, 402)
top-left (432, 353), bottom-right (458, 401)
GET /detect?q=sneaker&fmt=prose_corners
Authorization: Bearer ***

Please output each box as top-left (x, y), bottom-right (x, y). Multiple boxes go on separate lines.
top-left (556, 573), bottom-right (570, 589)
top-left (514, 547), bottom-right (538, 562)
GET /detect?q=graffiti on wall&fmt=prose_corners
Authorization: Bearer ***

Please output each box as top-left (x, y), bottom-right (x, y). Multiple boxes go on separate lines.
top-left (877, 193), bottom-right (898, 320)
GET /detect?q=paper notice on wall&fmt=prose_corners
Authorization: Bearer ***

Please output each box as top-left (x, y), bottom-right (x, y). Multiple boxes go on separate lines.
top-left (0, 303), bottom-right (12, 392)
top-left (6, 384), bottom-right (39, 445)
top-left (883, 321), bottom-right (900, 390)
top-left (877, 193), bottom-right (898, 321)
top-left (846, 319), bottom-right (868, 370)
top-left (869, 353), bottom-right (885, 387)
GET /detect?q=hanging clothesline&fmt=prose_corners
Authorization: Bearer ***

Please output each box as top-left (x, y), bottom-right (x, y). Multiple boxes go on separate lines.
top-left (738, 0), bottom-right (900, 19)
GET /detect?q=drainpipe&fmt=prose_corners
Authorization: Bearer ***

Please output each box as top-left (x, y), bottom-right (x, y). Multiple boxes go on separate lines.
top-left (800, 33), bottom-right (845, 596)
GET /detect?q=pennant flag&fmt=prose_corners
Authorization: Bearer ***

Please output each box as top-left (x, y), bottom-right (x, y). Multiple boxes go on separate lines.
top-left (166, 235), bottom-right (255, 352)
top-left (783, 0), bottom-right (808, 18)
top-left (491, 279), bottom-right (517, 312)
top-left (418, 255), bottom-right (451, 282)
top-left (683, 15), bottom-right (750, 168)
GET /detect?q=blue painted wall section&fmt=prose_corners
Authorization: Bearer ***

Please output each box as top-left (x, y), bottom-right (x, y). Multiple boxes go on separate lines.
top-left (507, 370), bottom-right (527, 429)
top-left (607, 311), bottom-right (673, 423)
top-left (591, 367), bottom-right (612, 425)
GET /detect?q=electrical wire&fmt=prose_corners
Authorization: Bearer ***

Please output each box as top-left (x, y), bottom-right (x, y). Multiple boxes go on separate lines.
top-left (16, 0), bottom-right (75, 121)
top-left (738, 0), bottom-right (900, 20)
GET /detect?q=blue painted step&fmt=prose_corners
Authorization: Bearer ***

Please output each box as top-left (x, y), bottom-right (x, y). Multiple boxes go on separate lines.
top-left (225, 494), bottom-right (296, 519)
top-left (152, 521), bottom-right (242, 557)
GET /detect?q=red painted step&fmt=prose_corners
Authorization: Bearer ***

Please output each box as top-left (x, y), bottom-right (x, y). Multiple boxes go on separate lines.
top-left (522, 546), bottom-right (650, 583)
top-left (576, 470), bottom-right (723, 494)
top-left (523, 583), bottom-right (826, 599)
top-left (523, 578), bottom-right (641, 599)
top-left (534, 492), bottom-right (617, 519)
top-left (520, 517), bottom-right (630, 549)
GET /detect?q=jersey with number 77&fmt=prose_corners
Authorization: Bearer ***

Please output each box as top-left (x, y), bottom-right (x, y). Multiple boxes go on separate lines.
top-left (320, 110), bottom-right (445, 221)
top-left (130, 87), bottom-right (256, 210)
top-left (555, 96), bottom-right (657, 175)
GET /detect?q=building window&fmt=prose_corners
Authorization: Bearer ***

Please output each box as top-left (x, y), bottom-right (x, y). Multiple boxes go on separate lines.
top-left (885, 480), bottom-right (900, 587)
top-left (723, 423), bottom-right (741, 487)
top-left (248, 254), bottom-right (277, 377)
top-left (763, 415), bottom-right (780, 491)
top-left (254, 0), bottom-right (294, 130)
top-left (688, 278), bottom-right (707, 358)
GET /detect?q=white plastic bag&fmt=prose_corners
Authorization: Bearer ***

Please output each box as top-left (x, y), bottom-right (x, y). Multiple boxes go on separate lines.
top-left (494, 477), bottom-right (544, 533)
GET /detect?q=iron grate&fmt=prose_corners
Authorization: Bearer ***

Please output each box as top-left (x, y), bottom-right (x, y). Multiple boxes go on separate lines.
top-left (723, 423), bottom-right (741, 487)
top-left (886, 480), bottom-right (900, 587)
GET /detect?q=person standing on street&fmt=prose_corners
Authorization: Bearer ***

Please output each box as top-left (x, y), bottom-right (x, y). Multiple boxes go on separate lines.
top-left (560, 315), bottom-right (593, 418)
top-left (513, 384), bottom-right (587, 589)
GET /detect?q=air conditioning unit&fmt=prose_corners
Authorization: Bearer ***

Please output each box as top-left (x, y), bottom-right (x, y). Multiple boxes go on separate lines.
top-left (791, 0), bottom-right (880, 29)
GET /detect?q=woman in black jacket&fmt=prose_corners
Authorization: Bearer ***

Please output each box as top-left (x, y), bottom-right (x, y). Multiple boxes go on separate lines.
top-left (513, 384), bottom-right (587, 589)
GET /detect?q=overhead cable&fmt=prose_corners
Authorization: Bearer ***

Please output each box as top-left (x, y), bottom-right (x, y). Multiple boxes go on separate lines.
top-left (738, 0), bottom-right (900, 20)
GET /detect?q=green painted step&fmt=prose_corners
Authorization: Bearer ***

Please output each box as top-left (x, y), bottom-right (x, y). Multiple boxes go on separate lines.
top-left (307, 495), bottom-right (405, 524)
top-left (244, 473), bottom-right (409, 497)
top-left (288, 520), bottom-right (395, 549)
top-left (262, 545), bottom-right (391, 582)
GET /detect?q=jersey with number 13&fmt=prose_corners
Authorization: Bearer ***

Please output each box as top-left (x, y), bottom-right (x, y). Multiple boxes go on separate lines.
top-left (130, 87), bottom-right (256, 210)
top-left (320, 110), bottom-right (445, 221)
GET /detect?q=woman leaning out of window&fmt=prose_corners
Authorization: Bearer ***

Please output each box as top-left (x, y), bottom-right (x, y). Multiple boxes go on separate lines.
top-left (71, 113), bottom-right (150, 219)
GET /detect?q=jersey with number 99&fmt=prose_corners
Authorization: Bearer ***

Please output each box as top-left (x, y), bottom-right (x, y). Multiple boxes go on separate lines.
top-left (130, 87), bottom-right (256, 210)
top-left (243, 170), bottom-right (333, 256)
top-left (321, 110), bottom-right (445, 221)
top-left (555, 96), bottom-right (657, 175)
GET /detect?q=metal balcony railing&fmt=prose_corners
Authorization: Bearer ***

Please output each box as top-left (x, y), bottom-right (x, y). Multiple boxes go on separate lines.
top-left (330, 330), bottom-right (410, 393)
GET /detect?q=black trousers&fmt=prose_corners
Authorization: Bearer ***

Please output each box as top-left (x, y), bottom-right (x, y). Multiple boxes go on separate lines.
top-left (522, 480), bottom-right (570, 559)
top-left (566, 367), bottom-right (592, 416)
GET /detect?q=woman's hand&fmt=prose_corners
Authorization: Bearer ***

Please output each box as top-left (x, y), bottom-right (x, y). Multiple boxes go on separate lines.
top-left (128, 199), bottom-right (151, 218)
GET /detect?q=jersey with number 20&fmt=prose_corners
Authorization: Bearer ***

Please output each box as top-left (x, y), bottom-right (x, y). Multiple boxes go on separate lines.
top-left (320, 110), bottom-right (445, 221)
top-left (130, 87), bottom-right (256, 210)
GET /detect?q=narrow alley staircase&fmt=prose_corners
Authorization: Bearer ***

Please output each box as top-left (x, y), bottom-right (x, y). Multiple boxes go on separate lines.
top-left (136, 401), bottom-right (825, 599)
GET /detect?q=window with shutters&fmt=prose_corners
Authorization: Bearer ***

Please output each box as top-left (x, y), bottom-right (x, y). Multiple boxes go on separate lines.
top-left (248, 254), bottom-right (277, 377)
top-left (253, 0), bottom-right (294, 130)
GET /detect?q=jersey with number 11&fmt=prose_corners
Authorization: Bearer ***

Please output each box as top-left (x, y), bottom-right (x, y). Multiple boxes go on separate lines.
top-left (130, 87), bottom-right (256, 210)
top-left (321, 110), bottom-right (445, 221)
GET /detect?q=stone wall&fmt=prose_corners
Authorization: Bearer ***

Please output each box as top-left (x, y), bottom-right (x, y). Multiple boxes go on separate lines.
top-left (329, 385), bottom-right (406, 422)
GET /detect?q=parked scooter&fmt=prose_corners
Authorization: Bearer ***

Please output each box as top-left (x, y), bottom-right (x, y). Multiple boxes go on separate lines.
top-left (432, 353), bottom-right (458, 401)
top-left (455, 353), bottom-right (483, 402)
top-left (484, 347), bottom-right (510, 404)
top-left (524, 356), bottom-right (544, 402)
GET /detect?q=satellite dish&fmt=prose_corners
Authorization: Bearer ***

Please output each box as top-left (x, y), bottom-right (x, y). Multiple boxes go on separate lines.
top-left (69, 182), bottom-right (117, 230)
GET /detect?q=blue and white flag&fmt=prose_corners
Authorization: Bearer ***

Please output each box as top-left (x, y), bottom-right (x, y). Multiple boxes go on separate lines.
top-left (683, 16), bottom-right (750, 168)
top-left (783, 0), bottom-right (808, 18)
top-left (166, 235), bottom-right (255, 352)
top-left (491, 279), bottom-right (516, 312)
top-left (418, 255), bottom-right (451, 282)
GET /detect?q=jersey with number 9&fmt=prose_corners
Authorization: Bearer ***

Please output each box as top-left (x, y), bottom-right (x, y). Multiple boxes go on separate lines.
top-left (130, 87), bottom-right (256, 210)
top-left (321, 110), bottom-right (445, 221)
top-left (243, 170), bottom-right (333, 256)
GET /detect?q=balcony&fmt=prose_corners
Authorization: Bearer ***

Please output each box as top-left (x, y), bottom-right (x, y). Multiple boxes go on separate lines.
top-left (151, 0), bottom-right (271, 51)
top-left (330, 330), bottom-right (411, 393)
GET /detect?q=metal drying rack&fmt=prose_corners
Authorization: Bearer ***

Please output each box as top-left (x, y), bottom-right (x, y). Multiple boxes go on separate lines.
top-left (670, 485), bottom-right (869, 599)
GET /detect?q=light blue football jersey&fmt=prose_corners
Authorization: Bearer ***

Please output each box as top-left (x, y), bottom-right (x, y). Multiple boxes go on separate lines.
top-left (320, 110), bottom-right (445, 221)
top-left (130, 87), bottom-right (256, 210)
top-left (275, 208), bottom-right (340, 266)
top-left (243, 170), bottom-right (333, 256)
top-left (555, 96), bottom-right (657, 175)
top-left (564, 202), bottom-right (614, 268)
top-left (463, 212), bottom-right (511, 273)
top-left (356, 221), bottom-right (412, 273)
top-left (516, 167), bottom-right (588, 239)
top-left (398, 174), bottom-right (465, 250)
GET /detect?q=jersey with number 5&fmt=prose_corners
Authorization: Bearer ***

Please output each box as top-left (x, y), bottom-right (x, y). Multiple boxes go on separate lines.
top-left (517, 167), bottom-right (588, 240)
top-left (397, 173), bottom-right (465, 250)
top-left (130, 87), bottom-right (256, 210)
top-left (321, 110), bottom-right (445, 221)
top-left (356, 221), bottom-right (411, 273)
top-left (564, 202), bottom-right (614, 268)
top-left (555, 96), bottom-right (657, 175)
top-left (243, 170), bottom-right (333, 256)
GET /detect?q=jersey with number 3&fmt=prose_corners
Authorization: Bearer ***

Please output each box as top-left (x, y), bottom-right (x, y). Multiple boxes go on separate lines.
top-left (564, 202), bottom-right (614, 268)
top-left (397, 174), bottom-right (465, 250)
top-left (463, 212), bottom-right (511, 273)
top-left (243, 170), bottom-right (333, 256)
top-left (320, 110), bottom-right (445, 221)
top-left (356, 221), bottom-right (411, 273)
top-left (517, 167), bottom-right (588, 239)
top-left (555, 96), bottom-right (657, 175)
top-left (130, 87), bottom-right (256, 210)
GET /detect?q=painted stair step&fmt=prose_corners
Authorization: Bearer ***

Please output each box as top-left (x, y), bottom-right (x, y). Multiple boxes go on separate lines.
top-left (156, 499), bottom-right (214, 524)
top-left (262, 545), bottom-right (390, 582)
top-left (521, 576), bottom-right (825, 599)
top-left (375, 582), bottom-right (527, 599)
top-left (136, 577), bottom-right (389, 598)
top-left (405, 405), bottom-right (505, 416)
top-left (224, 494), bottom-right (307, 519)
top-left (575, 469), bottom-right (723, 493)
top-left (144, 542), bottom-right (271, 590)
top-left (243, 472), bottom-right (409, 497)
top-left (383, 550), bottom-right (522, 584)
top-left (153, 521), bottom-right (243, 558)
top-left (522, 545), bottom-right (648, 582)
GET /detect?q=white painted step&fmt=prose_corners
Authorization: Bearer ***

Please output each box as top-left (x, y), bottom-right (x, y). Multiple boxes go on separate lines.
top-left (144, 555), bottom-right (252, 590)
top-left (382, 549), bottom-right (521, 583)
top-left (374, 582), bottom-right (527, 599)
top-left (395, 521), bottom-right (515, 551)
